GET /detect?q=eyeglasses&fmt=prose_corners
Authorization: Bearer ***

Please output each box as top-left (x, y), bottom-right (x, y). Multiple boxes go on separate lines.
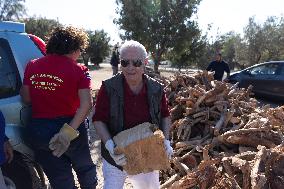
top-left (120, 59), bottom-right (143, 67)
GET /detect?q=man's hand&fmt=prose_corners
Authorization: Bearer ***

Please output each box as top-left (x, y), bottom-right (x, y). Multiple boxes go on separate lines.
top-left (4, 141), bottom-right (13, 163)
top-left (164, 139), bottom-right (173, 159)
top-left (105, 139), bottom-right (127, 166)
top-left (49, 123), bottom-right (79, 157)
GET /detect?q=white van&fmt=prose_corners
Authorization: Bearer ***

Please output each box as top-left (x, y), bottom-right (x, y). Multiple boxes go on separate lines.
top-left (0, 21), bottom-right (47, 189)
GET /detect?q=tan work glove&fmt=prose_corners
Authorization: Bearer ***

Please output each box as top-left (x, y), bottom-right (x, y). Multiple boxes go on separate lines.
top-left (49, 123), bottom-right (79, 157)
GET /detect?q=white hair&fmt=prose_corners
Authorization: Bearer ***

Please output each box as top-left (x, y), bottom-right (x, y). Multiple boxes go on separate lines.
top-left (119, 40), bottom-right (147, 60)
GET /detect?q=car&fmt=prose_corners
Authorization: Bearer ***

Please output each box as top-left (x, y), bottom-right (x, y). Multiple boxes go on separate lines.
top-left (228, 61), bottom-right (284, 100)
top-left (160, 60), bottom-right (172, 66)
top-left (0, 21), bottom-right (47, 188)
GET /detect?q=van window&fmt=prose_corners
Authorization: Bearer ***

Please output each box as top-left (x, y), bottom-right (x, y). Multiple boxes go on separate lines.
top-left (0, 38), bottom-right (21, 98)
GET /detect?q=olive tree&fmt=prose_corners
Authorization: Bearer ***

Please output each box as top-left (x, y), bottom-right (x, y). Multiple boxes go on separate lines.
top-left (23, 16), bottom-right (62, 40)
top-left (81, 30), bottom-right (111, 66)
top-left (115, 0), bottom-right (202, 73)
top-left (0, 0), bottom-right (26, 21)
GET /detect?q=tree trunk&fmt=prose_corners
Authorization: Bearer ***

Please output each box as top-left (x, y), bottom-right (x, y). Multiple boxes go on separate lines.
top-left (81, 54), bottom-right (89, 67)
top-left (152, 53), bottom-right (161, 74)
top-left (154, 62), bottom-right (159, 73)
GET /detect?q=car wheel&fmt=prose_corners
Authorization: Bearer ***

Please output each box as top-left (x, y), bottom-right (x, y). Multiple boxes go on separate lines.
top-left (2, 151), bottom-right (46, 189)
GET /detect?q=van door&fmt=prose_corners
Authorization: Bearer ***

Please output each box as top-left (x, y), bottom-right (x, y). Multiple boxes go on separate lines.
top-left (0, 38), bottom-right (25, 146)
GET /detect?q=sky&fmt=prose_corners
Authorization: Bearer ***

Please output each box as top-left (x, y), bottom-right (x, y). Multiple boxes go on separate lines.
top-left (25, 0), bottom-right (284, 45)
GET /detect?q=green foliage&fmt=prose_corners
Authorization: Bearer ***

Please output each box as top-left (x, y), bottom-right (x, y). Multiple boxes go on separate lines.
top-left (201, 32), bottom-right (250, 70)
top-left (261, 16), bottom-right (284, 61)
top-left (23, 16), bottom-right (62, 41)
top-left (115, 0), bottom-right (202, 72)
top-left (81, 30), bottom-right (111, 66)
top-left (0, 0), bottom-right (26, 21)
top-left (244, 17), bottom-right (265, 65)
top-left (197, 15), bottom-right (284, 71)
top-left (244, 16), bottom-right (284, 66)
top-left (229, 34), bottom-right (248, 69)
top-left (168, 35), bottom-right (207, 69)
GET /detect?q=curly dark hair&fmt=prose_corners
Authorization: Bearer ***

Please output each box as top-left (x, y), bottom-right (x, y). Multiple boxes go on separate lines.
top-left (46, 26), bottom-right (89, 55)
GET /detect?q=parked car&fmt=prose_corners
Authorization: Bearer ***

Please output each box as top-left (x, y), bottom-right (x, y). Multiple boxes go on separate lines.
top-left (0, 21), bottom-right (47, 188)
top-left (228, 61), bottom-right (284, 100)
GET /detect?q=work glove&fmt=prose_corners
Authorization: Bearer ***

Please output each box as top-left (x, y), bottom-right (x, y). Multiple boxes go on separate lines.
top-left (164, 139), bottom-right (174, 159)
top-left (105, 139), bottom-right (127, 166)
top-left (49, 123), bottom-right (79, 157)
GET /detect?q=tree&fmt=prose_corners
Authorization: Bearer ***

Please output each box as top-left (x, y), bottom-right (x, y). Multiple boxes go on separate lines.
top-left (197, 15), bottom-right (284, 71)
top-left (244, 17), bottom-right (266, 65)
top-left (261, 16), bottom-right (284, 61)
top-left (168, 34), bottom-right (206, 69)
top-left (115, 0), bottom-right (201, 73)
top-left (0, 0), bottom-right (26, 21)
top-left (243, 16), bottom-right (284, 66)
top-left (23, 16), bottom-right (62, 40)
top-left (217, 32), bottom-right (241, 70)
top-left (81, 30), bottom-right (111, 66)
top-left (231, 34), bottom-right (248, 69)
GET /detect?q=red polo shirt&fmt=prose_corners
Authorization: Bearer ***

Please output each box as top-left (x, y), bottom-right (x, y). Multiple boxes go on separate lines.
top-left (92, 78), bottom-right (170, 129)
top-left (23, 55), bottom-right (91, 118)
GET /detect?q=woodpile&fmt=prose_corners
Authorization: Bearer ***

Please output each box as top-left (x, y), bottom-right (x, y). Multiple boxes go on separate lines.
top-left (154, 71), bottom-right (284, 189)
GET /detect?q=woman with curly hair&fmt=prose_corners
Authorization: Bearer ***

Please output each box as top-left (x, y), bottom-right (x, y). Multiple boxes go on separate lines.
top-left (20, 26), bottom-right (97, 189)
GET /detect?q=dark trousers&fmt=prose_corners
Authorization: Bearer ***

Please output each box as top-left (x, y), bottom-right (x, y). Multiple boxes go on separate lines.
top-left (112, 66), bottom-right (118, 75)
top-left (27, 117), bottom-right (97, 189)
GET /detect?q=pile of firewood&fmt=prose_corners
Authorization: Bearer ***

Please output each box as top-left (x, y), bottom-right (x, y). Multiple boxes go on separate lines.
top-left (156, 71), bottom-right (284, 188)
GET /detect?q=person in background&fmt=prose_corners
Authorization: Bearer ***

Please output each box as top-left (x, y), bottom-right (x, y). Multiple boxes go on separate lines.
top-left (20, 26), bottom-right (97, 189)
top-left (93, 40), bottom-right (173, 189)
top-left (206, 53), bottom-right (230, 81)
top-left (110, 45), bottom-right (120, 75)
top-left (0, 110), bottom-right (13, 189)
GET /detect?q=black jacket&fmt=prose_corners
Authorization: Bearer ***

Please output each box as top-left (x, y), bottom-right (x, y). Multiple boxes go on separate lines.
top-left (206, 60), bottom-right (230, 81)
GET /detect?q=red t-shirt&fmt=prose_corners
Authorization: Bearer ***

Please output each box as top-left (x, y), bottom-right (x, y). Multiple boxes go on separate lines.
top-left (92, 77), bottom-right (170, 129)
top-left (23, 55), bottom-right (91, 118)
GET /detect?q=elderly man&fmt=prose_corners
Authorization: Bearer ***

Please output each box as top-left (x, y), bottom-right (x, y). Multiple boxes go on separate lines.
top-left (93, 40), bottom-right (173, 189)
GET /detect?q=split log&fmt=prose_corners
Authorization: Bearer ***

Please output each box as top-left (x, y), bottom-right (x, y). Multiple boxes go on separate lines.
top-left (113, 122), bottom-right (170, 175)
top-left (214, 111), bottom-right (226, 136)
top-left (160, 174), bottom-right (180, 189)
top-left (250, 146), bottom-right (268, 189)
